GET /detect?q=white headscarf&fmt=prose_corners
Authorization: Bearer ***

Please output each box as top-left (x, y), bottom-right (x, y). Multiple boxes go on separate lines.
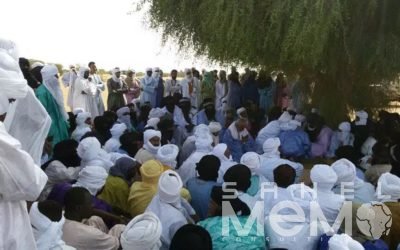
top-left (72, 112), bottom-right (91, 141)
top-left (41, 65), bottom-right (68, 120)
top-left (240, 152), bottom-right (261, 172)
top-left (158, 170), bottom-right (183, 205)
top-left (77, 137), bottom-right (113, 171)
top-left (73, 108), bottom-right (84, 115)
top-left (76, 112), bottom-right (91, 126)
top-left (228, 119), bottom-right (249, 140)
top-left (361, 136), bottom-right (377, 156)
top-left (194, 124), bottom-right (211, 137)
top-left (328, 233), bottom-right (364, 250)
top-left (112, 67), bottom-right (121, 83)
top-left (0, 38), bottom-right (28, 99)
top-left (117, 107), bottom-right (132, 130)
top-left (148, 108), bottom-right (166, 119)
top-left (212, 143), bottom-right (231, 162)
top-left (156, 144), bottom-right (179, 169)
top-left (338, 122), bottom-right (352, 144)
top-left (73, 165), bottom-right (108, 196)
top-left (331, 158), bottom-right (357, 184)
top-left (103, 123), bottom-right (127, 153)
top-left (110, 123), bottom-right (127, 138)
top-left (195, 134), bottom-right (213, 153)
top-left (278, 111), bottom-right (292, 123)
top-left (355, 110), bottom-right (368, 126)
top-left (310, 164), bottom-right (338, 192)
top-left (146, 117), bottom-right (160, 129)
top-left (121, 212), bottom-right (162, 250)
top-left (29, 202), bottom-right (66, 250)
top-left (376, 173), bottom-right (400, 202)
top-left (78, 66), bottom-right (89, 79)
top-left (262, 138), bottom-right (281, 158)
top-left (0, 93), bottom-right (9, 115)
top-left (143, 129), bottom-right (162, 155)
top-left (152, 67), bottom-right (160, 80)
top-left (209, 121), bottom-right (222, 145)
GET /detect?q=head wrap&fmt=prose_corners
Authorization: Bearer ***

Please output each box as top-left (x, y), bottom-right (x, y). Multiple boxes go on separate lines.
top-left (145, 117), bottom-right (160, 130)
top-left (263, 138), bottom-right (281, 158)
top-left (152, 67), bottom-right (160, 79)
top-left (73, 108), bottom-right (84, 115)
top-left (117, 107), bottom-right (132, 130)
top-left (148, 108), bottom-right (166, 119)
top-left (278, 111), bottom-right (292, 123)
top-left (259, 120), bottom-right (281, 139)
top-left (78, 66), bottom-right (89, 78)
top-left (145, 67), bottom-right (152, 72)
top-left (355, 110), bottom-right (368, 126)
top-left (77, 137), bottom-right (113, 171)
top-left (195, 135), bottom-right (213, 153)
top-left (140, 160), bottom-right (164, 184)
top-left (110, 123), bottom-right (127, 138)
top-left (120, 212), bottom-right (162, 250)
top-left (361, 137), bottom-right (377, 156)
top-left (73, 166), bottom-right (108, 196)
top-left (112, 67), bottom-right (121, 82)
top-left (0, 93), bottom-right (9, 115)
top-left (194, 124), bottom-right (211, 137)
top-left (240, 152), bottom-right (261, 172)
top-left (109, 157), bottom-right (137, 181)
top-left (76, 112), bottom-right (91, 126)
top-left (158, 170), bottom-right (183, 204)
top-left (236, 107), bottom-right (247, 119)
top-left (143, 129), bottom-right (162, 155)
top-left (338, 122), bottom-right (351, 132)
top-left (328, 234), bottom-right (364, 250)
top-left (212, 143), bottom-right (230, 162)
top-left (156, 144), bottom-right (179, 169)
top-left (310, 164), bottom-right (338, 191)
top-left (208, 121), bottom-right (222, 133)
top-left (331, 158), bottom-right (357, 184)
top-left (0, 38), bottom-right (28, 99)
top-left (29, 202), bottom-right (66, 250)
top-left (376, 173), bottom-right (400, 202)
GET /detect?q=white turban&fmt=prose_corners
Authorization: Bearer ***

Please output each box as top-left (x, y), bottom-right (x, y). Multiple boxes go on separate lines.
top-left (73, 166), bottom-right (108, 196)
top-left (240, 152), bottom-right (261, 171)
top-left (259, 120), bottom-right (281, 139)
top-left (76, 112), bottom-right (91, 126)
top-left (294, 114), bottom-right (306, 124)
top-left (120, 212), bottom-right (162, 250)
top-left (355, 110), bottom-right (368, 126)
top-left (110, 123), bottom-right (127, 138)
top-left (194, 124), bottom-right (211, 137)
top-left (78, 66), bottom-right (89, 78)
top-left (338, 122), bottom-right (351, 132)
top-left (236, 107), bottom-right (247, 119)
top-left (117, 107), bottom-right (130, 118)
top-left (146, 117), bottom-right (160, 129)
top-left (143, 129), bottom-right (162, 155)
top-left (212, 143), bottom-right (229, 161)
top-left (156, 144), bottom-right (179, 169)
top-left (148, 108), bottom-right (166, 119)
top-left (278, 111), bottom-right (292, 123)
top-left (0, 38), bottom-right (28, 99)
top-left (361, 136), bottom-right (377, 156)
top-left (310, 164), bottom-right (338, 191)
top-left (40, 64), bottom-right (58, 80)
top-left (208, 121), bottom-right (222, 134)
top-left (145, 67), bottom-right (152, 72)
top-left (328, 234), bottom-right (364, 250)
top-left (331, 158), bottom-right (357, 184)
top-left (112, 67), bottom-right (121, 82)
top-left (376, 173), bottom-right (400, 202)
top-left (263, 138), bottom-right (281, 157)
top-left (0, 93), bottom-right (9, 115)
top-left (29, 202), bottom-right (66, 250)
top-left (73, 108), bottom-right (85, 115)
top-left (158, 170), bottom-right (183, 204)
top-left (31, 62), bottom-right (44, 70)
top-left (77, 137), bottom-right (102, 161)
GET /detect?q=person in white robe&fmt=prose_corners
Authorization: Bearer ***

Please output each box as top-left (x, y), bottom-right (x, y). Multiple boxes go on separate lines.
top-left (72, 166), bottom-right (108, 196)
top-left (178, 132), bottom-right (214, 185)
top-left (331, 158), bottom-right (375, 203)
top-left (209, 121), bottom-right (222, 146)
top-left (146, 170), bottom-right (196, 249)
top-left (134, 129), bottom-right (161, 164)
top-left (140, 68), bottom-right (158, 107)
top-left (165, 69), bottom-right (181, 96)
top-left (215, 70), bottom-right (228, 110)
top-left (327, 122), bottom-right (355, 158)
top-left (240, 152), bottom-right (267, 196)
top-left (120, 212), bottom-right (162, 250)
top-left (71, 111), bottom-right (91, 142)
top-left (104, 123), bottom-right (127, 153)
top-left (157, 144), bottom-right (179, 169)
top-left (62, 65), bottom-right (78, 110)
top-left (310, 164), bottom-right (345, 224)
top-left (259, 137), bottom-right (304, 183)
top-left (162, 96), bottom-right (188, 128)
top-left (29, 201), bottom-right (74, 250)
top-left (77, 137), bottom-right (113, 171)
top-left (181, 68), bottom-right (201, 110)
top-left (0, 37), bottom-right (48, 249)
top-left (89, 61), bottom-right (105, 115)
top-left (72, 67), bottom-right (99, 119)
top-left (116, 106), bottom-right (133, 131)
top-left (212, 143), bottom-right (236, 183)
top-left (256, 120), bottom-right (281, 153)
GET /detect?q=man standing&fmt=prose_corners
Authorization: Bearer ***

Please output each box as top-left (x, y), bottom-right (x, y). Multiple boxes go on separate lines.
top-left (140, 68), bottom-right (158, 108)
top-left (153, 67), bottom-right (165, 108)
top-left (181, 68), bottom-right (200, 110)
top-left (62, 65), bottom-right (78, 110)
top-left (0, 38), bottom-right (48, 250)
top-left (89, 62), bottom-right (105, 116)
top-left (165, 69), bottom-right (181, 96)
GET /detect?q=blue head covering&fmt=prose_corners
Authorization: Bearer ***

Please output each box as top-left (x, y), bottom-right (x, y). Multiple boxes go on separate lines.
top-left (109, 157), bottom-right (138, 181)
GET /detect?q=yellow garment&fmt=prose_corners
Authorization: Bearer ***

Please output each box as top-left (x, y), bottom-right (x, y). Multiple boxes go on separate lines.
top-left (98, 176), bottom-right (130, 214)
top-left (134, 148), bottom-right (156, 164)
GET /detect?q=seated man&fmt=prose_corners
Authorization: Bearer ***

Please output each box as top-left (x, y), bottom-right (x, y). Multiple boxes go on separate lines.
top-left (192, 98), bottom-right (216, 126)
top-left (134, 129), bottom-right (161, 164)
top-left (62, 187), bottom-right (125, 250)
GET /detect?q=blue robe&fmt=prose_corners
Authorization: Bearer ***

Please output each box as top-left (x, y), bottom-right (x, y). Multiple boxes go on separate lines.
top-left (192, 109), bottom-right (210, 126)
top-left (279, 129), bottom-right (311, 158)
top-left (222, 129), bottom-right (256, 162)
top-left (241, 78), bottom-right (259, 105)
top-left (186, 178), bottom-right (217, 220)
top-left (155, 78), bottom-right (164, 108)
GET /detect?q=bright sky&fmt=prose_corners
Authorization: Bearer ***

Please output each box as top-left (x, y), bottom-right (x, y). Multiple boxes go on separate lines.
top-left (0, 0), bottom-right (219, 71)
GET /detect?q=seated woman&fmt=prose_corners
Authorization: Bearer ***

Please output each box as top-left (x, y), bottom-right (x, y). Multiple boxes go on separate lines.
top-left (198, 164), bottom-right (266, 249)
top-left (98, 157), bottom-right (141, 215)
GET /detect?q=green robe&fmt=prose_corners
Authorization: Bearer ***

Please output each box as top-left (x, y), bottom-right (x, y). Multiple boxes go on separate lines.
top-left (35, 84), bottom-right (69, 147)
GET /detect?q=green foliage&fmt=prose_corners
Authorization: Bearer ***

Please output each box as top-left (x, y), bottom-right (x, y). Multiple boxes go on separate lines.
top-left (138, 0), bottom-right (400, 124)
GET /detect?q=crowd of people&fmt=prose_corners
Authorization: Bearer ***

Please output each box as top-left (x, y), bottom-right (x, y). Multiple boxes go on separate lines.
top-left (1, 37), bottom-right (400, 250)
